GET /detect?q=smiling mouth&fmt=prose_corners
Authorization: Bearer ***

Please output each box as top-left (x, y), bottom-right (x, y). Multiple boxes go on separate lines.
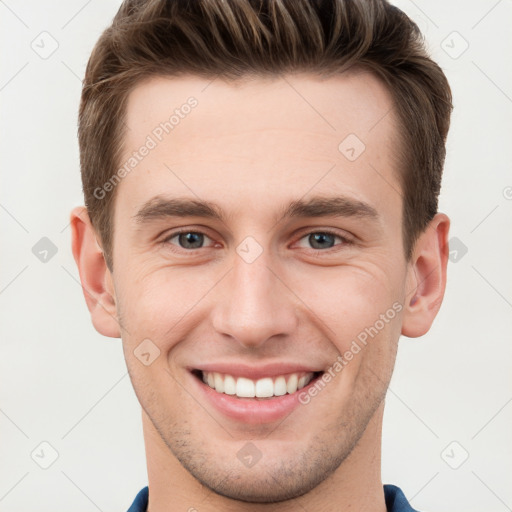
top-left (192, 369), bottom-right (324, 400)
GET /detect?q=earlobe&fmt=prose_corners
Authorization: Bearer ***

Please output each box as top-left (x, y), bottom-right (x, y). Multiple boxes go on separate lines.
top-left (401, 213), bottom-right (450, 338)
top-left (70, 206), bottom-right (121, 338)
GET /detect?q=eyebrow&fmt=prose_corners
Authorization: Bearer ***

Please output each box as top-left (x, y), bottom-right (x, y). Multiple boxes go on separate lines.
top-left (133, 194), bottom-right (380, 226)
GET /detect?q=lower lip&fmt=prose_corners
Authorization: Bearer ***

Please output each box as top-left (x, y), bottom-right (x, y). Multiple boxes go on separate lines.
top-left (190, 371), bottom-right (322, 425)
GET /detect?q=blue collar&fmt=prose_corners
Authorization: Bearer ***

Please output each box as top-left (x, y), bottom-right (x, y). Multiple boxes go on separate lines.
top-left (127, 483), bottom-right (419, 511)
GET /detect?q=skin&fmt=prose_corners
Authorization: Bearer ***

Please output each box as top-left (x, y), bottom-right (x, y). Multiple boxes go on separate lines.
top-left (71, 71), bottom-right (449, 511)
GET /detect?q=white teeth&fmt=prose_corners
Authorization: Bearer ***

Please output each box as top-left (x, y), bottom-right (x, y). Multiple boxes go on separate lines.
top-left (200, 370), bottom-right (317, 398)
top-left (214, 372), bottom-right (224, 393)
top-left (255, 377), bottom-right (274, 398)
top-left (274, 376), bottom-right (287, 396)
top-left (224, 374), bottom-right (236, 395)
top-left (286, 373), bottom-right (298, 394)
top-left (236, 377), bottom-right (255, 397)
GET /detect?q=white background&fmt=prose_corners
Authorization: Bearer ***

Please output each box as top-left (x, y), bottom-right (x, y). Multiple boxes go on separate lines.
top-left (0, 1), bottom-right (511, 510)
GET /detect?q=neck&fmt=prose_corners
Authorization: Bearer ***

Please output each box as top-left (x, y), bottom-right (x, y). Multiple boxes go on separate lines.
top-left (143, 404), bottom-right (387, 512)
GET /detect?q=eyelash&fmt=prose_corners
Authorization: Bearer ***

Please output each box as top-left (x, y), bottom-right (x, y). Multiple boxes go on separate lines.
top-left (160, 228), bottom-right (353, 254)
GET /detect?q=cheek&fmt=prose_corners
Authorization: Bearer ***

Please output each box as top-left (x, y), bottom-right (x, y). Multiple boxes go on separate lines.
top-left (116, 265), bottom-right (219, 343)
top-left (292, 264), bottom-right (404, 346)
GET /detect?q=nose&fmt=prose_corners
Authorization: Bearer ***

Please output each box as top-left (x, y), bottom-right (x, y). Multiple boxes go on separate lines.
top-left (211, 248), bottom-right (298, 350)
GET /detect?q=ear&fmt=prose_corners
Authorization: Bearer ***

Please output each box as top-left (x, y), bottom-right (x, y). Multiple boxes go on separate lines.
top-left (401, 213), bottom-right (450, 338)
top-left (70, 206), bottom-right (121, 338)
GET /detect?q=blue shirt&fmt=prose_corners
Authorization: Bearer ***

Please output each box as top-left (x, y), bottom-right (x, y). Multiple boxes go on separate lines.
top-left (127, 484), bottom-right (419, 511)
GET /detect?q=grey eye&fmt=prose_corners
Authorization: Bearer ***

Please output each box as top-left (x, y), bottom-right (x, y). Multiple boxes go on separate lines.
top-left (166, 231), bottom-right (214, 250)
top-left (307, 233), bottom-right (337, 250)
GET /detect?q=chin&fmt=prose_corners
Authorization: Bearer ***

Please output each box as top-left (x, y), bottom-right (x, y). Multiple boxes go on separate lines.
top-left (193, 466), bottom-right (323, 504)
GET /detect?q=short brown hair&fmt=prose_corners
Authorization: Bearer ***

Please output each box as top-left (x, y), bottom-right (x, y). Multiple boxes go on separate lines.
top-left (78, 0), bottom-right (452, 270)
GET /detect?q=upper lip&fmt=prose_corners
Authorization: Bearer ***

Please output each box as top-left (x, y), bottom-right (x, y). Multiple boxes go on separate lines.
top-left (189, 362), bottom-right (324, 380)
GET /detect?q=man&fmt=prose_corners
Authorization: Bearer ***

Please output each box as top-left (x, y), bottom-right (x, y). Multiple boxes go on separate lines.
top-left (70, 0), bottom-right (452, 510)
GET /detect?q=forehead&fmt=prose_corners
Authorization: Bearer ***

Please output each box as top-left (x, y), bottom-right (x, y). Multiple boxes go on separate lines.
top-left (124, 71), bottom-right (397, 149)
top-left (117, 71), bottom-right (401, 224)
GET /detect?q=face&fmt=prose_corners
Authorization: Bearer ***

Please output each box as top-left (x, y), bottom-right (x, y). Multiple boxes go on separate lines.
top-left (108, 72), bottom-right (411, 501)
